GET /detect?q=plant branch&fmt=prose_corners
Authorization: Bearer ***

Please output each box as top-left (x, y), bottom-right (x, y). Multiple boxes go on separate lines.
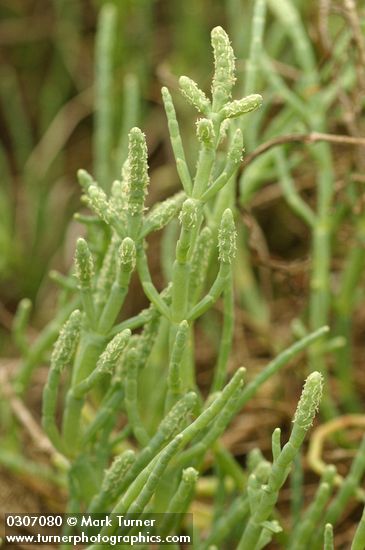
top-left (241, 132), bottom-right (365, 170)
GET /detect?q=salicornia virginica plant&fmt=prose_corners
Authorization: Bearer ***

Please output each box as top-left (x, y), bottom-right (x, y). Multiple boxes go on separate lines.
top-left (4, 5), bottom-right (365, 548)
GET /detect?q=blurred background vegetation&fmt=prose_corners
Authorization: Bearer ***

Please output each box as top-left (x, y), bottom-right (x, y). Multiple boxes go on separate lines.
top-left (0, 0), bottom-right (227, 309)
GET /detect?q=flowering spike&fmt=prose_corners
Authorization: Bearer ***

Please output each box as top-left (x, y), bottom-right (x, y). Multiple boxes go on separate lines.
top-left (179, 76), bottom-right (211, 115)
top-left (218, 119), bottom-right (230, 144)
top-left (142, 191), bottom-right (185, 237)
top-left (51, 310), bottom-right (82, 370)
top-left (161, 391), bottom-right (197, 438)
top-left (119, 237), bottom-right (136, 274)
top-left (183, 466), bottom-right (199, 484)
top-left (211, 26), bottom-right (236, 110)
top-left (293, 371), bottom-right (323, 430)
top-left (166, 321), bottom-right (190, 408)
top-left (84, 184), bottom-right (116, 225)
top-left (179, 198), bottom-right (199, 230)
top-left (221, 94), bottom-right (263, 119)
top-left (174, 319), bottom-right (189, 349)
top-left (196, 118), bottom-right (215, 147)
top-left (77, 169), bottom-right (94, 191)
top-left (74, 238), bottom-right (94, 289)
top-left (111, 180), bottom-right (127, 216)
top-left (97, 329), bottom-right (131, 374)
top-left (228, 128), bottom-right (244, 164)
top-left (126, 127), bottom-right (149, 218)
top-left (95, 235), bottom-right (120, 307)
top-left (189, 227), bottom-right (213, 302)
top-left (218, 209), bottom-right (237, 264)
top-left (101, 449), bottom-right (136, 498)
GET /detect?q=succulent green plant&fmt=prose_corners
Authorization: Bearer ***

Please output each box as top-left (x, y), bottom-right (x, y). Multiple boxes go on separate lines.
top-left (4, 4), bottom-right (365, 549)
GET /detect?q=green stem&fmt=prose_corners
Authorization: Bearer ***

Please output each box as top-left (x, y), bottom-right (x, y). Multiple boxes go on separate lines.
top-left (352, 505), bottom-right (365, 550)
top-left (211, 273), bottom-right (234, 392)
top-left (125, 349), bottom-right (150, 446)
top-left (136, 248), bottom-right (171, 319)
top-left (323, 524), bottom-right (334, 550)
top-left (82, 389), bottom-right (124, 445)
top-left (93, 4), bottom-right (117, 191)
top-left (62, 333), bottom-right (106, 453)
top-left (333, 215), bottom-right (365, 410)
top-left (312, 435), bottom-right (365, 548)
top-left (188, 263), bottom-right (230, 321)
top-left (290, 466), bottom-right (336, 550)
top-left (161, 87), bottom-right (193, 195)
